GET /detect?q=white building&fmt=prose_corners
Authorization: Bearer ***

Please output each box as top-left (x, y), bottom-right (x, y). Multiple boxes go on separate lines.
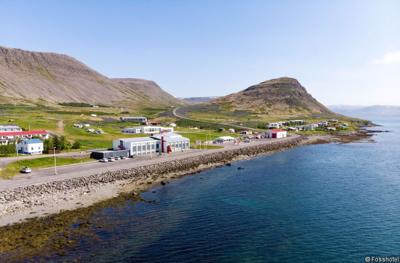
top-left (151, 133), bottom-right (190, 153)
top-left (17, 138), bottom-right (43, 154)
top-left (113, 137), bottom-right (158, 157)
top-left (120, 116), bottom-right (148, 123)
top-left (122, 126), bottom-right (174, 134)
top-left (266, 129), bottom-right (287, 139)
top-left (213, 136), bottom-right (236, 144)
top-left (268, 122), bottom-right (282, 129)
top-left (228, 128), bottom-right (235, 133)
top-left (0, 125), bottom-right (22, 132)
top-left (169, 123), bottom-right (177, 127)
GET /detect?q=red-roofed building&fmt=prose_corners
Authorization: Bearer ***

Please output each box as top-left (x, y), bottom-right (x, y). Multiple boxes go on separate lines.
top-left (0, 130), bottom-right (49, 145)
top-left (266, 129), bottom-right (287, 139)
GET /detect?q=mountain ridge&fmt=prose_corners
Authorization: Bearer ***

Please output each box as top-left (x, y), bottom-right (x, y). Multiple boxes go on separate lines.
top-left (0, 46), bottom-right (182, 108)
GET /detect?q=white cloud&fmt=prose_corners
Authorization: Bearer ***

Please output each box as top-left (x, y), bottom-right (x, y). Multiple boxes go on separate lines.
top-left (373, 51), bottom-right (400, 65)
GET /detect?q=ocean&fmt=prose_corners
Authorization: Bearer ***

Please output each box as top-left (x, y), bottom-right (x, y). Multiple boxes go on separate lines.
top-left (31, 117), bottom-right (400, 262)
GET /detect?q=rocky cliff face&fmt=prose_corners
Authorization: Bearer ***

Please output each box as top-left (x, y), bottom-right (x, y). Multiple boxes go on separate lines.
top-left (213, 77), bottom-right (332, 116)
top-left (0, 46), bottom-right (182, 107)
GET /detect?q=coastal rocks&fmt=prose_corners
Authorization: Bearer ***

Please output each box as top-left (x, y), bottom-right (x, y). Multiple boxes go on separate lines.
top-left (0, 136), bottom-right (305, 224)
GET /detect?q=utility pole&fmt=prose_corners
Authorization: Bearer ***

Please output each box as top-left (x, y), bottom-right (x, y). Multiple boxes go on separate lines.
top-left (53, 147), bottom-right (57, 175)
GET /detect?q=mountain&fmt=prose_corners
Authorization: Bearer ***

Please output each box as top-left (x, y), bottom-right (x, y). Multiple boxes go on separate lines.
top-left (0, 46), bottom-right (182, 107)
top-left (211, 77), bottom-right (332, 117)
top-left (113, 78), bottom-right (182, 107)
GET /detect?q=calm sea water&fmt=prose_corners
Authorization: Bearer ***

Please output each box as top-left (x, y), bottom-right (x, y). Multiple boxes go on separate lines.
top-left (43, 118), bottom-right (399, 262)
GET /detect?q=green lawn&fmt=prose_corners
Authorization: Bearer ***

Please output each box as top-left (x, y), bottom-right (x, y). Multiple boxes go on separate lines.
top-left (0, 157), bottom-right (92, 179)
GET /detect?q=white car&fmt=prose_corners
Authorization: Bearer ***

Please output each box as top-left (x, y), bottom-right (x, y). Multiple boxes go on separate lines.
top-left (20, 167), bottom-right (32, 174)
top-left (107, 157), bottom-right (115, 162)
top-left (99, 158), bottom-right (107, 163)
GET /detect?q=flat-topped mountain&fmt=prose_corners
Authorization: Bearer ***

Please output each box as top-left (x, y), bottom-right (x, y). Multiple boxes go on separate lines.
top-left (0, 46), bottom-right (182, 107)
top-left (212, 77), bottom-right (332, 116)
top-left (112, 78), bottom-right (181, 107)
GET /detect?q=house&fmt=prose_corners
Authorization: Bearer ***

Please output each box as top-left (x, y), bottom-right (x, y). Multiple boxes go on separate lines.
top-left (327, 127), bottom-right (337, 131)
top-left (0, 125), bottom-right (22, 132)
top-left (122, 126), bottom-right (174, 134)
top-left (73, 123), bottom-right (83, 128)
top-left (83, 124), bottom-right (90, 127)
top-left (17, 138), bottom-right (43, 154)
top-left (240, 130), bottom-right (252, 135)
top-left (151, 133), bottom-right (190, 153)
top-left (120, 116), bottom-right (148, 123)
top-left (318, 121), bottom-right (329, 127)
top-left (228, 128), bottom-right (235, 133)
top-left (90, 114), bottom-right (97, 117)
top-left (213, 136), bottom-right (235, 144)
top-left (169, 123), bottom-right (177, 127)
top-left (266, 129), bottom-right (287, 139)
top-left (268, 122), bottom-right (282, 129)
top-left (0, 130), bottom-right (49, 145)
top-left (113, 137), bottom-right (158, 157)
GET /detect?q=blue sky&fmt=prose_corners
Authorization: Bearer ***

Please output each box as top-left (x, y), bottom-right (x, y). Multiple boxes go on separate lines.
top-left (1, 0), bottom-right (399, 105)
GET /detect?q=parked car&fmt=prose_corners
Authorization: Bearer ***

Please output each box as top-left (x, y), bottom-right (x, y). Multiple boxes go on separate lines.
top-left (120, 156), bottom-right (127, 160)
top-left (20, 167), bottom-right (32, 174)
top-left (99, 158), bottom-right (107, 163)
top-left (107, 157), bottom-right (115, 162)
top-left (114, 156), bottom-right (120, 161)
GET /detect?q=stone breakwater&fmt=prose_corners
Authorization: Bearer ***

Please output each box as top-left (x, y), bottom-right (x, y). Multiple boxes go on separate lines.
top-left (0, 136), bottom-right (305, 225)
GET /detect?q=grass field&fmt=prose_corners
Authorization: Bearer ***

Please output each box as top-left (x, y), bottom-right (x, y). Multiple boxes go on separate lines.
top-left (0, 157), bottom-right (92, 179)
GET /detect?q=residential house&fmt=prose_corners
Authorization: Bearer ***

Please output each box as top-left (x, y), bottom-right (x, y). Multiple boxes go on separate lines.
top-left (266, 129), bottom-right (287, 139)
top-left (17, 138), bottom-right (43, 154)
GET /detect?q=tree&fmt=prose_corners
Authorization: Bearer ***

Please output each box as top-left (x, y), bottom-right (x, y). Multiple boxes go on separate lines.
top-left (72, 141), bottom-right (81, 149)
top-left (43, 138), bottom-right (54, 153)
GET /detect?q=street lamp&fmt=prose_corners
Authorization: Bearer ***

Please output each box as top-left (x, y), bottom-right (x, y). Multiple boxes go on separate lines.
top-left (53, 147), bottom-right (57, 175)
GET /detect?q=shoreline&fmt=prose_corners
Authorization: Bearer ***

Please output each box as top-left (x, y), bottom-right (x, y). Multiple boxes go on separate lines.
top-left (0, 133), bottom-right (370, 228)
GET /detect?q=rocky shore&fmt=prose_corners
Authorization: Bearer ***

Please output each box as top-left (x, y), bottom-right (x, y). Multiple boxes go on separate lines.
top-left (0, 132), bottom-right (371, 227)
top-left (0, 136), bottom-right (309, 226)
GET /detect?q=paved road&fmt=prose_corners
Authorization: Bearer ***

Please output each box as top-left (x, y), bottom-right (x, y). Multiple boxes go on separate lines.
top-left (172, 107), bottom-right (260, 131)
top-left (0, 136), bottom-right (300, 192)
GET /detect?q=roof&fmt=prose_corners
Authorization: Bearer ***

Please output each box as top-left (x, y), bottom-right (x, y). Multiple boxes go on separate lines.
top-left (22, 138), bottom-right (43, 144)
top-left (269, 129), bottom-right (286, 133)
top-left (116, 137), bottom-right (157, 143)
top-left (151, 132), bottom-right (182, 139)
top-left (0, 130), bottom-right (48, 136)
top-left (0, 125), bottom-right (21, 128)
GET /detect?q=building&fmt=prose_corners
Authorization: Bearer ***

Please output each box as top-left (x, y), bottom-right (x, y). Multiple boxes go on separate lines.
top-left (169, 123), bottom-right (177, 127)
top-left (228, 128), bottom-right (235, 133)
top-left (122, 126), bottom-right (174, 134)
top-left (113, 137), bottom-right (158, 156)
top-left (213, 136), bottom-right (236, 144)
top-left (120, 116), bottom-right (148, 123)
top-left (0, 130), bottom-right (49, 145)
top-left (240, 130), bottom-right (252, 135)
top-left (266, 129), bottom-right (287, 139)
top-left (0, 125), bottom-right (22, 132)
top-left (17, 138), bottom-right (43, 154)
top-left (151, 133), bottom-right (190, 153)
top-left (90, 149), bottom-right (130, 160)
top-left (268, 122), bottom-right (282, 129)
